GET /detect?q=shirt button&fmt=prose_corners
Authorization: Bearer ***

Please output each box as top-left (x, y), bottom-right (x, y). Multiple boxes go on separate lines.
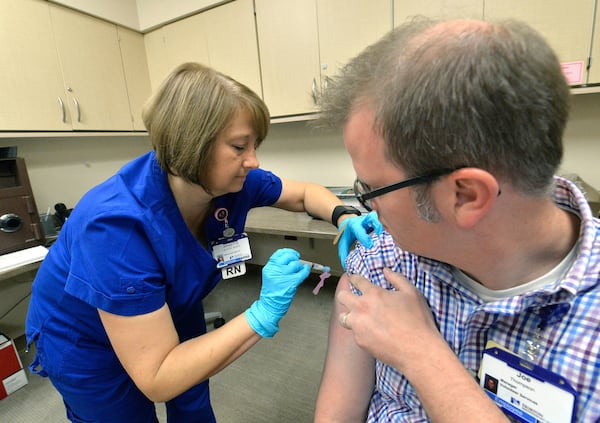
top-left (126, 286), bottom-right (136, 294)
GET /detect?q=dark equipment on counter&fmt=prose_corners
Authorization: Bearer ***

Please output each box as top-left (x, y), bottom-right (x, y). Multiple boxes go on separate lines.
top-left (0, 157), bottom-right (45, 254)
top-left (53, 202), bottom-right (72, 227)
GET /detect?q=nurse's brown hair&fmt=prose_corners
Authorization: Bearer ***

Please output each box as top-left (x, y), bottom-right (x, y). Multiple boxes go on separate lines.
top-left (142, 62), bottom-right (270, 189)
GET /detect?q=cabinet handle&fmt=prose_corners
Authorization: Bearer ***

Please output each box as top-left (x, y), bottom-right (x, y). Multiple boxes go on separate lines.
top-left (72, 97), bottom-right (81, 123)
top-left (58, 97), bottom-right (66, 123)
top-left (31, 222), bottom-right (42, 240)
top-left (312, 78), bottom-right (317, 104)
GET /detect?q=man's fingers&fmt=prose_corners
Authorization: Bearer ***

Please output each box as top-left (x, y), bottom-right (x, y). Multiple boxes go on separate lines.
top-left (348, 273), bottom-right (370, 294)
top-left (347, 269), bottom-right (409, 296)
top-left (382, 267), bottom-right (410, 291)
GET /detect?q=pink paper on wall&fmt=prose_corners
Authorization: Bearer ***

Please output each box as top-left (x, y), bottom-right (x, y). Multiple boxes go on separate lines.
top-left (561, 61), bottom-right (585, 85)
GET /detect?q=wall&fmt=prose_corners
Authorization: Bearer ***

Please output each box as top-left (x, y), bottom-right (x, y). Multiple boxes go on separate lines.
top-left (561, 93), bottom-right (600, 188)
top-left (0, 93), bottom-right (598, 213)
top-left (0, 135), bottom-right (150, 211)
top-left (257, 121), bottom-right (354, 186)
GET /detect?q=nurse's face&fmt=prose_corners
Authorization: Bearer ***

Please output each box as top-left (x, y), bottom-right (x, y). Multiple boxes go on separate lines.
top-left (206, 108), bottom-right (260, 196)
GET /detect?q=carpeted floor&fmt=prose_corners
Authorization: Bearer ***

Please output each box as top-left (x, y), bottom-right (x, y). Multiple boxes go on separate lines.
top-left (0, 264), bottom-right (338, 422)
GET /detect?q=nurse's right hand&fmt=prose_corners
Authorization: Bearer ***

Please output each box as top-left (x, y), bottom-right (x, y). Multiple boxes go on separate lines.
top-left (245, 248), bottom-right (310, 338)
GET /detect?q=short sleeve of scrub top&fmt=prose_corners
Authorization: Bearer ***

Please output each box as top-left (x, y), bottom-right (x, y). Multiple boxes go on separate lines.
top-left (64, 211), bottom-right (166, 317)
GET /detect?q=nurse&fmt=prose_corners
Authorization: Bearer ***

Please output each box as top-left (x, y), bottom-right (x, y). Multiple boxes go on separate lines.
top-left (25, 62), bottom-right (378, 422)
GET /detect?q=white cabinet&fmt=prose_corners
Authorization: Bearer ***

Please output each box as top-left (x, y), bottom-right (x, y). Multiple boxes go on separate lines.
top-left (0, 0), bottom-right (150, 132)
top-left (49, 4), bottom-right (133, 130)
top-left (143, 28), bottom-right (171, 92)
top-left (145, 0), bottom-right (391, 118)
top-left (0, 0), bottom-right (70, 131)
top-left (255, 0), bottom-right (321, 117)
top-left (317, 0), bottom-right (392, 89)
top-left (118, 27), bottom-right (152, 131)
top-left (484, 0), bottom-right (595, 86)
top-left (394, 0), bottom-right (483, 25)
top-left (590, 7), bottom-right (600, 84)
top-left (393, 0), bottom-right (597, 87)
top-left (161, 12), bottom-right (210, 79)
top-left (200, 0), bottom-right (262, 97)
top-left (255, 0), bottom-right (392, 117)
top-left (144, 0), bottom-right (261, 96)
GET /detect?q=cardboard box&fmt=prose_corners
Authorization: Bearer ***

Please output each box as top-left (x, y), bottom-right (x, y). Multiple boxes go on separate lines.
top-left (0, 333), bottom-right (28, 400)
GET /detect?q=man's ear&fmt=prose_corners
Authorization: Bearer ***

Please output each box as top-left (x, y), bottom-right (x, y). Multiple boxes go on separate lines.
top-left (446, 168), bottom-right (499, 228)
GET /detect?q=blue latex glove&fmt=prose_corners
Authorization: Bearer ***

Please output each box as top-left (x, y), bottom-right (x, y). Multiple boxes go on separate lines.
top-left (245, 248), bottom-right (311, 338)
top-left (336, 211), bottom-right (384, 270)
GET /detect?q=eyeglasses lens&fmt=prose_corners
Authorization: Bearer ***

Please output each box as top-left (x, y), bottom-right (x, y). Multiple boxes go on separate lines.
top-left (353, 179), bottom-right (372, 212)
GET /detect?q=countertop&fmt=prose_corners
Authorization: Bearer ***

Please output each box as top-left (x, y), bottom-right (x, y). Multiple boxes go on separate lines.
top-left (0, 246), bottom-right (48, 281)
top-left (245, 207), bottom-right (338, 240)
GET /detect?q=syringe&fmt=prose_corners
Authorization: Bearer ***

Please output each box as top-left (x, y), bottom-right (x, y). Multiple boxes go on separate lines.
top-left (300, 260), bottom-right (331, 274)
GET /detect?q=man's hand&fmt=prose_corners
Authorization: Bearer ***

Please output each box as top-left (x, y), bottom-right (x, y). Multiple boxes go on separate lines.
top-left (336, 268), bottom-right (441, 370)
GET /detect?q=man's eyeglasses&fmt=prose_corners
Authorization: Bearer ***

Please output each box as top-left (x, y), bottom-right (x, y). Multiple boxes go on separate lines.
top-left (353, 168), bottom-right (461, 212)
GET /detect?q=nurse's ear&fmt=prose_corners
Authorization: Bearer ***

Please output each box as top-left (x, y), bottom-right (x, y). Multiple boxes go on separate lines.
top-left (442, 168), bottom-right (500, 228)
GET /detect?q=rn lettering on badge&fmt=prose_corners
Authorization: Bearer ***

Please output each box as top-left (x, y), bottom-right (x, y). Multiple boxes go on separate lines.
top-left (222, 262), bottom-right (247, 279)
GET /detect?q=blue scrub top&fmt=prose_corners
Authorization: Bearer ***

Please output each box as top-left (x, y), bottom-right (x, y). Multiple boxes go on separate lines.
top-left (26, 151), bottom-right (282, 421)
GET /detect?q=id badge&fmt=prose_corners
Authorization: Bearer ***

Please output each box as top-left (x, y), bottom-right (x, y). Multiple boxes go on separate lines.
top-left (479, 347), bottom-right (577, 423)
top-left (211, 232), bottom-right (252, 269)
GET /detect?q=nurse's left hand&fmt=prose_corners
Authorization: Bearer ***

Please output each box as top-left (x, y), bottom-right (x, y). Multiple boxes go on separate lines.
top-left (336, 211), bottom-right (383, 269)
top-left (245, 248), bottom-right (311, 338)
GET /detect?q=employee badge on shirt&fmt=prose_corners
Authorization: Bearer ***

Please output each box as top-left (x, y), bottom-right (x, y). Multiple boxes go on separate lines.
top-left (211, 208), bottom-right (252, 279)
top-left (479, 346), bottom-right (578, 423)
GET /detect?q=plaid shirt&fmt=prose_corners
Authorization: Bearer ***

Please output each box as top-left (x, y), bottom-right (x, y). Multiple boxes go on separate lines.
top-left (346, 177), bottom-right (600, 422)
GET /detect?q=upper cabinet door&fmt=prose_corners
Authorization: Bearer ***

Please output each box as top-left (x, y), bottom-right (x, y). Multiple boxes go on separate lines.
top-left (117, 27), bottom-right (152, 131)
top-left (590, 7), bottom-right (600, 85)
top-left (49, 4), bottom-right (133, 130)
top-left (144, 27), bottom-right (171, 92)
top-left (0, 0), bottom-right (70, 130)
top-left (394, 0), bottom-right (484, 25)
top-left (484, 0), bottom-right (595, 86)
top-left (255, 0), bottom-right (321, 117)
top-left (318, 0), bottom-right (392, 81)
top-left (144, 0), bottom-right (261, 97)
top-left (201, 0), bottom-right (262, 97)
top-left (162, 12), bottom-right (210, 74)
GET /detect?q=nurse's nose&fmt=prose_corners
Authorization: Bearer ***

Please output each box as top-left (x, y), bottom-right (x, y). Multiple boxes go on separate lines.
top-left (243, 149), bottom-right (259, 169)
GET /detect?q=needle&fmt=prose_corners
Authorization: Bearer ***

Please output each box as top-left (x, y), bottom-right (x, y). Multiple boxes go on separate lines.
top-left (300, 260), bottom-right (331, 273)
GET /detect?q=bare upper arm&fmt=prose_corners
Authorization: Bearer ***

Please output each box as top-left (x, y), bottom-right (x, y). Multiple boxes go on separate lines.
top-left (314, 275), bottom-right (375, 422)
top-left (98, 304), bottom-right (179, 393)
top-left (274, 179), bottom-right (343, 225)
top-left (274, 179), bottom-right (308, 212)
